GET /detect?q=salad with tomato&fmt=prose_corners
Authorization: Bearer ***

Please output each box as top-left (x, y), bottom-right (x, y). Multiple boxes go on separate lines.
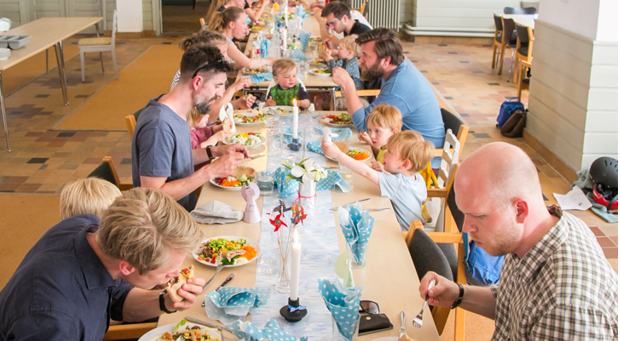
top-left (197, 238), bottom-right (258, 266)
top-left (226, 132), bottom-right (264, 146)
top-left (323, 112), bottom-right (352, 125)
top-left (234, 111), bottom-right (266, 124)
top-left (346, 148), bottom-right (370, 160)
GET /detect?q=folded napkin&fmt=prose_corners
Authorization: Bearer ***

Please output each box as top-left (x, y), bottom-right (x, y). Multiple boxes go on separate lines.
top-left (296, 5), bottom-right (310, 21)
top-left (291, 48), bottom-right (306, 61)
top-left (274, 168), bottom-right (351, 198)
top-left (318, 278), bottom-right (363, 340)
top-left (191, 200), bottom-right (244, 224)
top-left (306, 141), bottom-right (323, 155)
top-left (227, 318), bottom-right (308, 341)
top-left (313, 127), bottom-right (352, 142)
top-left (337, 202), bottom-right (375, 264)
top-left (299, 29), bottom-right (311, 51)
top-left (204, 287), bottom-right (271, 325)
top-left (260, 38), bottom-right (271, 58)
top-left (245, 72), bottom-right (273, 84)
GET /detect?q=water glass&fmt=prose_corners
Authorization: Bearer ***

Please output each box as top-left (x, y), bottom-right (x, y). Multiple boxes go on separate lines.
top-left (339, 163), bottom-right (354, 187)
top-left (266, 114), bottom-right (280, 136)
top-left (268, 134), bottom-right (281, 157)
top-left (257, 171), bottom-right (274, 196)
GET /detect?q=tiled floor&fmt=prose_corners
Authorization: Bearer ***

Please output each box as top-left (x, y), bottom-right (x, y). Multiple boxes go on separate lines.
top-left (0, 35), bottom-right (616, 269)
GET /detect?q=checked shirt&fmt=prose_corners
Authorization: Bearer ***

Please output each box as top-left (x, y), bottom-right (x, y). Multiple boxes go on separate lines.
top-left (491, 206), bottom-right (618, 340)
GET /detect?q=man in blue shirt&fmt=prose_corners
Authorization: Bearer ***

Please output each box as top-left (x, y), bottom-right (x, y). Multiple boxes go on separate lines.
top-left (332, 28), bottom-right (445, 149)
top-left (0, 188), bottom-right (206, 340)
top-left (133, 45), bottom-right (249, 211)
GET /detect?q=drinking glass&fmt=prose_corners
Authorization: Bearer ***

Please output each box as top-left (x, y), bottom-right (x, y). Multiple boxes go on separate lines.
top-left (266, 114), bottom-right (280, 136)
top-left (339, 163), bottom-right (354, 187)
top-left (257, 171), bottom-right (274, 196)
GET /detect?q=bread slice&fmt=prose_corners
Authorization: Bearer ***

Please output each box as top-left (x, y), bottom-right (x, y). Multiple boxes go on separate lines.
top-left (333, 141), bottom-right (349, 154)
top-left (233, 166), bottom-right (256, 179)
top-left (167, 265), bottom-right (194, 302)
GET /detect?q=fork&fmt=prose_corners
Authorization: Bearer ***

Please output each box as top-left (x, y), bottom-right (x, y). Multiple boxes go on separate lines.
top-left (201, 263), bottom-right (224, 294)
top-left (412, 279), bottom-right (436, 328)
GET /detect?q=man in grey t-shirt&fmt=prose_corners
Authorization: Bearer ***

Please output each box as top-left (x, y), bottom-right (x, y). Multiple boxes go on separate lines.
top-left (132, 45), bottom-right (248, 211)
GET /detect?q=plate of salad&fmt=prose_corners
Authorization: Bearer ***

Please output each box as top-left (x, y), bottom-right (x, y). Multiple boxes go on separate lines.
top-left (325, 147), bottom-right (372, 162)
top-left (194, 236), bottom-right (260, 267)
top-left (233, 110), bottom-right (266, 126)
top-left (210, 166), bottom-right (256, 190)
top-left (264, 106), bottom-right (294, 115)
top-left (322, 112), bottom-right (353, 127)
top-left (309, 68), bottom-right (332, 77)
top-left (139, 320), bottom-right (219, 341)
top-left (224, 132), bottom-right (265, 148)
top-left (242, 67), bottom-right (269, 75)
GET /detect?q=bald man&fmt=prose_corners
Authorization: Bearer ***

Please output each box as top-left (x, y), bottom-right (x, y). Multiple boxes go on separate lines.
top-left (419, 142), bottom-right (618, 340)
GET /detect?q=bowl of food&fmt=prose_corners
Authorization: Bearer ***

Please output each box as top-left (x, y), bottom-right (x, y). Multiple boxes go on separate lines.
top-left (309, 68), bottom-right (331, 77)
top-left (194, 236), bottom-right (260, 267)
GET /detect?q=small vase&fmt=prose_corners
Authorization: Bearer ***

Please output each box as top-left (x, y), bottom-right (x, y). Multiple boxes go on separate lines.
top-left (299, 180), bottom-right (317, 207)
top-left (275, 235), bottom-right (291, 293)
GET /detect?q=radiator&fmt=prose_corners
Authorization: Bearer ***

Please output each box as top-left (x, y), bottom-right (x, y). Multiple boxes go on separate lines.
top-left (351, 0), bottom-right (401, 31)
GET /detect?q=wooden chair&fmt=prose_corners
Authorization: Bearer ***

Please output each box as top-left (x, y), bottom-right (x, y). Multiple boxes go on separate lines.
top-left (79, 10), bottom-right (118, 82)
top-left (517, 60), bottom-right (531, 101)
top-left (404, 164), bottom-right (466, 340)
top-left (498, 17), bottom-right (516, 75)
top-left (491, 13), bottom-right (504, 70)
top-left (352, 0), bottom-right (369, 18)
top-left (103, 322), bottom-right (158, 340)
top-left (87, 156), bottom-right (132, 191)
top-left (434, 108), bottom-right (469, 158)
top-left (512, 24), bottom-right (534, 83)
top-left (125, 109), bottom-right (141, 140)
top-left (200, 17), bottom-right (206, 27)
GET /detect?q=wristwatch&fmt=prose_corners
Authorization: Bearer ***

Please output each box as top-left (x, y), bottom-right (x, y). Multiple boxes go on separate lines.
top-left (451, 283), bottom-right (465, 309)
top-left (205, 145), bottom-right (214, 161)
top-left (159, 289), bottom-right (177, 314)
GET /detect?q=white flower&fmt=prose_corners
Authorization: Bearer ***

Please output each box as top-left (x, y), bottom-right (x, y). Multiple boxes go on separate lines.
top-left (290, 165), bottom-right (314, 184)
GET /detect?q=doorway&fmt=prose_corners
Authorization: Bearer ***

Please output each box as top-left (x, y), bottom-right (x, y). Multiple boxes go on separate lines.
top-left (161, 0), bottom-right (209, 34)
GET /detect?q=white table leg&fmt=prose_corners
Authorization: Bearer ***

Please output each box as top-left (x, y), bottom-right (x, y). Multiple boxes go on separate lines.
top-left (0, 71), bottom-right (10, 152)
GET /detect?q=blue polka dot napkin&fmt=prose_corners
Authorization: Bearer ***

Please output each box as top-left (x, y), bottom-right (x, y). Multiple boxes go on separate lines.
top-left (226, 318), bottom-right (308, 341)
top-left (318, 278), bottom-right (363, 340)
top-left (337, 202), bottom-right (375, 264)
top-left (274, 167), bottom-right (351, 198)
top-left (204, 287), bottom-right (271, 325)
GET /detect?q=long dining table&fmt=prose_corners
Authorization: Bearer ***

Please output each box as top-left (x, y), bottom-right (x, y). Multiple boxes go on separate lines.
top-left (157, 112), bottom-right (440, 340)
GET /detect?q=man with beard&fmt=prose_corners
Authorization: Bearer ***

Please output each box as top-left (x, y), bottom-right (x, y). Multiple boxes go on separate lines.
top-left (418, 142), bottom-right (618, 339)
top-left (0, 188), bottom-right (206, 340)
top-left (331, 28), bottom-right (445, 149)
top-left (132, 45), bottom-right (248, 212)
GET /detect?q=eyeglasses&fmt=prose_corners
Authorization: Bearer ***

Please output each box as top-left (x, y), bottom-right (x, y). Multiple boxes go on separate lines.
top-left (325, 16), bottom-right (342, 28)
top-left (191, 58), bottom-right (228, 79)
top-left (359, 300), bottom-right (380, 314)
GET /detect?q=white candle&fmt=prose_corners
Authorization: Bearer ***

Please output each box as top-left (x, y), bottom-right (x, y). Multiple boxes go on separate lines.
top-left (290, 230), bottom-right (302, 301)
top-left (292, 98), bottom-right (298, 139)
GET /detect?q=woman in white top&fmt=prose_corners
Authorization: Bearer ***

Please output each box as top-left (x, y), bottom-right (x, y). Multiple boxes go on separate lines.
top-left (210, 6), bottom-right (277, 69)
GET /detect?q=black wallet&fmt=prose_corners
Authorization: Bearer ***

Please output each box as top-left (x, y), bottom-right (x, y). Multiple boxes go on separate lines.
top-left (358, 313), bottom-right (394, 335)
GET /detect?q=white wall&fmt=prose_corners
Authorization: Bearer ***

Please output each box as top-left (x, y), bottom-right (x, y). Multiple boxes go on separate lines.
top-left (413, 0), bottom-right (521, 30)
top-left (596, 0), bottom-right (618, 42)
top-left (538, 0), bottom-right (600, 40)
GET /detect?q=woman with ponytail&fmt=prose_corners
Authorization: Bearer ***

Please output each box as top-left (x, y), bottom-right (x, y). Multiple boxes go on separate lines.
top-left (210, 7), bottom-right (276, 69)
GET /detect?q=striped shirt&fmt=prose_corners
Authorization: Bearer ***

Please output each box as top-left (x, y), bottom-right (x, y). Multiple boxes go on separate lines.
top-left (491, 205), bottom-right (618, 340)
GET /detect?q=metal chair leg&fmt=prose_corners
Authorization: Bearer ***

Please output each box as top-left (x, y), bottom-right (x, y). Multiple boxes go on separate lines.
top-left (45, 49), bottom-right (49, 74)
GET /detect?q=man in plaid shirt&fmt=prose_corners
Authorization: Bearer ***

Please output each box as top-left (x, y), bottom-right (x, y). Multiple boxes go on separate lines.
top-left (419, 142), bottom-right (618, 339)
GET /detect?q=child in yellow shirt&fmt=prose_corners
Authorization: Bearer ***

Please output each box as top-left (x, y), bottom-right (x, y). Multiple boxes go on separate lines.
top-left (358, 104), bottom-right (402, 172)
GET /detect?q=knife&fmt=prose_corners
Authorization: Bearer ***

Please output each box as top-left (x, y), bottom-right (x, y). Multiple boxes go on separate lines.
top-left (184, 316), bottom-right (233, 333)
top-left (366, 208), bottom-right (390, 212)
top-left (399, 311), bottom-right (406, 338)
top-left (331, 198), bottom-right (370, 211)
top-left (216, 273), bottom-right (234, 291)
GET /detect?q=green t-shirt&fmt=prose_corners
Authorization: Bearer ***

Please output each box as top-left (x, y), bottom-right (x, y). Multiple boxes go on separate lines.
top-left (268, 84), bottom-right (310, 107)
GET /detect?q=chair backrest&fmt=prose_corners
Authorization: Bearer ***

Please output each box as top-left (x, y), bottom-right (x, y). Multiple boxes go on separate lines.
top-left (493, 12), bottom-right (503, 32)
top-left (87, 156), bottom-right (121, 188)
top-left (436, 150), bottom-right (459, 232)
top-left (408, 229), bottom-right (454, 282)
top-left (501, 17), bottom-right (516, 44)
top-left (446, 184), bottom-right (464, 233)
top-left (361, 0), bottom-right (369, 18)
top-left (437, 129), bottom-right (460, 189)
top-left (516, 23), bottom-right (529, 47)
top-left (125, 114), bottom-right (136, 139)
top-left (111, 10), bottom-right (118, 45)
top-left (440, 108), bottom-right (468, 152)
top-left (504, 6), bottom-right (536, 14)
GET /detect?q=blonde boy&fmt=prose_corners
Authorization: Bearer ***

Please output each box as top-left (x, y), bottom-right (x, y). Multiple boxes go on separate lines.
top-left (265, 58), bottom-right (311, 109)
top-left (322, 130), bottom-right (433, 231)
top-left (358, 104), bottom-right (402, 172)
top-left (323, 35), bottom-right (364, 91)
top-left (60, 178), bottom-right (122, 219)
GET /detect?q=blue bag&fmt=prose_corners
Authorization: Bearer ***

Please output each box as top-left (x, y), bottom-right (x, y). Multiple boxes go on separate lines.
top-left (496, 97), bottom-right (524, 128)
top-left (462, 232), bottom-right (504, 286)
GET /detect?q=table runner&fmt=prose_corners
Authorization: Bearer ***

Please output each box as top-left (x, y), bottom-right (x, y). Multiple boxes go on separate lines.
top-left (251, 113), bottom-right (341, 338)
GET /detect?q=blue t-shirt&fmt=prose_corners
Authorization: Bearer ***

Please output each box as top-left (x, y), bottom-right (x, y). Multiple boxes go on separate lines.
top-left (352, 61), bottom-right (445, 148)
top-left (0, 215), bottom-right (133, 340)
top-left (132, 96), bottom-right (196, 211)
top-left (378, 172), bottom-right (427, 231)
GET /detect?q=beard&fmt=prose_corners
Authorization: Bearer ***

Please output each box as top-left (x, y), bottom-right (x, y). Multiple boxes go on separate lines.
top-left (193, 93), bottom-right (218, 115)
top-left (360, 60), bottom-right (385, 81)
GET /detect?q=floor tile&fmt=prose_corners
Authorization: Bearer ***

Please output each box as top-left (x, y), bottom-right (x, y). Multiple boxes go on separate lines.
top-left (590, 226), bottom-right (605, 237)
top-left (597, 236), bottom-right (616, 248)
top-left (27, 158), bottom-right (48, 164)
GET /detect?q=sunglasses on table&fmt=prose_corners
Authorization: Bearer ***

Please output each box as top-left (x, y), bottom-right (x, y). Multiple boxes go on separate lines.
top-left (359, 300), bottom-right (380, 314)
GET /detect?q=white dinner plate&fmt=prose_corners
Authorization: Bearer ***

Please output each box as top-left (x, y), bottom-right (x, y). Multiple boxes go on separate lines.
top-left (209, 177), bottom-right (255, 191)
top-left (326, 147), bottom-right (372, 162)
top-left (264, 106), bottom-right (295, 115)
top-left (233, 111), bottom-right (266, 126)
top-left (223, 133), bottom-right (266, 149)
top-left (194, 236), bottom-right (261, 268)
top-left (138, 323), bottom-right (219, 341)
top-left (309, 68), bottom-right (332, 77)
top-left (321, 115), bottom-right (354, 128)
top-left (370, 337), bottom-right (399, 341)
top-left (242, 67), bottom-right (270, 75)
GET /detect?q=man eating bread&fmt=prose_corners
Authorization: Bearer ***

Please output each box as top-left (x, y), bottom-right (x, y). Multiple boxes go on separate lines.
top-left (0, 188), bottom-right (206, 340)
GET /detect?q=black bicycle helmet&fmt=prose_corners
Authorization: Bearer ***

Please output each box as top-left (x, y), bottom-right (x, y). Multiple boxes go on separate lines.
top-left (588, 157), bottom-right (618, 190)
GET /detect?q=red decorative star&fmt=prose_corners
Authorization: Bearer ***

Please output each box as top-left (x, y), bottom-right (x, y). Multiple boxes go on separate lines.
top-left (269, 213), bottom-right (288, 232)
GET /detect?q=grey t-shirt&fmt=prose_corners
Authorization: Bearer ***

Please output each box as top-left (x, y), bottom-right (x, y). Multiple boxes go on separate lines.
top-left (131, 96), bottom-right (196, 211)
top-left (378, 172), bottom-right (427, 231)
